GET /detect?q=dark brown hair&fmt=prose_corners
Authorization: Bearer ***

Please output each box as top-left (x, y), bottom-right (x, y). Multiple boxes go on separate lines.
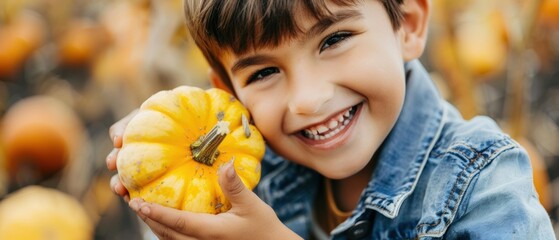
top-left (184, 0), bottom-right (404, 90)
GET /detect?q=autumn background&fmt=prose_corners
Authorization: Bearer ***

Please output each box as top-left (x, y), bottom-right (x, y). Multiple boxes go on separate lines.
top-left (0, 0), bottom-right (557, 239)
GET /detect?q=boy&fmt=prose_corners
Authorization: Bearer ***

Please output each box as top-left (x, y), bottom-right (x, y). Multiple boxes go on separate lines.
top-left (106, 0), bottom-right (556, 239)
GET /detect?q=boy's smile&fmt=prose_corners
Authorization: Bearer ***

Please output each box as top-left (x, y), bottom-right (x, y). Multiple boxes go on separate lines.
top-left (298, 102), bottom-right (360, 144)
top-left (217, 0), bottom-right (410, 179)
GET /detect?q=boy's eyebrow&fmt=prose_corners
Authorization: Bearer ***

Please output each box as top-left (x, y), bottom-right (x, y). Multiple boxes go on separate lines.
top-left (231, 55), bottom-right (276, 74)
top-left (306, 9), bottom-right (363, 40)
top-left (231, 9), bottom-right (362, 74)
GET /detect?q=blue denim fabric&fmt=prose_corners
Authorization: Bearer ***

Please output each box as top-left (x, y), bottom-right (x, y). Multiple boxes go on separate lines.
top-left (255, 60), bottom-right (555, 240)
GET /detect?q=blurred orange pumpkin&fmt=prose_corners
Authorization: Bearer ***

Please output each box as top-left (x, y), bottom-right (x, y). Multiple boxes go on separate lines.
top-left (540, 0), bottom-right (559, 26)
top-left (0, 185), bottom-right (92, 240)
top-left (0, 10), bottom-right (46, 78)
top-left (0, 96), bottom-right (84, 182)
top-left (117, 86), bottom-right (265, 214)
top-left (57, 19), bottom-right (109, 67)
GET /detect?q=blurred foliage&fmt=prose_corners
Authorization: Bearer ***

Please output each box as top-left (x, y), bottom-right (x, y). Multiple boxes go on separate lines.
top-left (425, 0), bottom-right (559, 224)
top-left (0, 0), bottom-right (557, 239)
top-left (0, 0), bottom-right (209, 239)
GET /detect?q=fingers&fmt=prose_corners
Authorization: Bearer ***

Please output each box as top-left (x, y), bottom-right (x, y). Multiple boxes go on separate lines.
top-left (107, 147), bottom-right (128, 201)
top-left (138, 213), bottom-right (190, 240)
top-left (109, 109), bottom-right (139, 148)
top-left (133, 206), bottom-right (194, 240)
top-left (106, 148), bottom-right (119, 171)
top-left (129, 198), bottom-right (212, 239)
top-left (218, 161), bottom-right (256, 210)
top-left (110, 174), bottom-right (129, 201)
top-left (107, 110), bottom-right (138, 202)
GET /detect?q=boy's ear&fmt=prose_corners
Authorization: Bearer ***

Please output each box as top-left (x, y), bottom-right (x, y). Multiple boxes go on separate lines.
top-left (208, 69), bottom-right (234, 94)
top-left (399, 0), bottom-right (430, 61)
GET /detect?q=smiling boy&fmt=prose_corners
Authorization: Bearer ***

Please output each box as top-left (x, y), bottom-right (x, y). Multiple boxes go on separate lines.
top-left (107, 0), bottom-right (555, 239)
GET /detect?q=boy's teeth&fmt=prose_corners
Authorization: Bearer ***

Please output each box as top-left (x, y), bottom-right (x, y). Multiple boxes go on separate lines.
top-left (317, 125), bottom-right (329, 134)
top-left (328, 119), bottom-right (338, 129)
top-left (301, 105), bottom-right (357, 140)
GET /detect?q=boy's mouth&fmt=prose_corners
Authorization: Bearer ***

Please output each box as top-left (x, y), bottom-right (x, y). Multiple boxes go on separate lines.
top-left (300, 103), bottom-right (361, 141)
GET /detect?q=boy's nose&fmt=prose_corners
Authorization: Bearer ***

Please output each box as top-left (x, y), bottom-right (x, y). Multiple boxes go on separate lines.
top-left (287, 77), bottom-right (334, 115)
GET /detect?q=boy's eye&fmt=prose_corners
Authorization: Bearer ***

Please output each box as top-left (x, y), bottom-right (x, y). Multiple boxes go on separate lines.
top-left (320, 31), bottom-right (352, 52)
top-left (247, 67), bottom-right (279, 85)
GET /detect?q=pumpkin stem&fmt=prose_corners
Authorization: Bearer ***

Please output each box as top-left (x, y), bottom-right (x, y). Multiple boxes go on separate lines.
top-left (191, 121), bottom-right (230, 166)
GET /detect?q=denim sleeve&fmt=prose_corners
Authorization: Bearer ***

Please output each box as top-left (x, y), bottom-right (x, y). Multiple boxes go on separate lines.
top-left (444, 146), bottom-right (555, 239)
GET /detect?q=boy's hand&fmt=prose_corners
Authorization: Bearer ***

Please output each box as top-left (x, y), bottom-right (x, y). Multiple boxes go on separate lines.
top-left (128, 162), bottom-right (302, 240)
top-left (106, 109), bottom-right (139, 202)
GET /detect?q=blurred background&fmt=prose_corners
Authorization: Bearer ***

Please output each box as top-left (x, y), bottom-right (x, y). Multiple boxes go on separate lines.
top-left (0, 0), bottom-right (557, 239)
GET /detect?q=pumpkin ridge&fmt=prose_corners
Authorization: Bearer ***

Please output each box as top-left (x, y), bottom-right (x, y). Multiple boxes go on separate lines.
top-left (175, 86), bottom-right (213, 133)
top-left (140, 107), bottom-right (200, 142)
top-left (214, 102), bottom-right (249, 131)
top-left (143, 89), bottom-right (210, 139)
top-left (227, 152), bottom-right (261, 189)
top-left (122, 109), bottom-right (191, 146)
top-left (118, 143), bottom-right (189, 189)
top-left (130, 150), bottom-right (218, 208)
top-left (180, 167), bottom-right (221, 212)
top-left (211, 174), bottom-right (228, 213)
top-left (123, 131), bottom-right (189, 148)
top-left (135, 163), bottom-right (201, 209)
top-left (220, 126), bottom-right (265, 159)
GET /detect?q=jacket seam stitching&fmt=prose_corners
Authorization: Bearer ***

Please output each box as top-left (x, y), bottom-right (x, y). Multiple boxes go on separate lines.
top-left (416, 140), bottom-right (516, 237)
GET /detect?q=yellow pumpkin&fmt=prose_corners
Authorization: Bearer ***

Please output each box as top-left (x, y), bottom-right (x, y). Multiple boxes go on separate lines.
top-left (117, 86), bottom-right (265, 214)
top-left (0, 186), bottom-right (93, 240)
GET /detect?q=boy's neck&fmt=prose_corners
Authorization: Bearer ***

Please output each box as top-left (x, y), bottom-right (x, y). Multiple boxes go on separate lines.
top-left (330, 157), bottom-right (377, 212)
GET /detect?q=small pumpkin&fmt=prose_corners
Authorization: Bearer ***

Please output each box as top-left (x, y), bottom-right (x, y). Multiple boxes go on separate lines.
top-left (540, 0), bottom-right (559, 26)
top-left (0, 10), bottom-right (46, 78)
top-left (117, 86), bottom-right (265, 214)
top-left (0, 96), bottom-right (84, 182)
top-left (0, 185), bottom-right (93, 240)
top-left (57, 19), bottom-right (109, 67)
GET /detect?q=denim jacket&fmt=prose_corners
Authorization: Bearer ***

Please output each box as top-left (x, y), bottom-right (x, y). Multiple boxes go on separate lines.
top-left (255, 60), bottom-right (555, 239)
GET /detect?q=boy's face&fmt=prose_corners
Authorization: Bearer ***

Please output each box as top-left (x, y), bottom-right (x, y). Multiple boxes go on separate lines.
top-left (217, 1), bottom-right (417, 179)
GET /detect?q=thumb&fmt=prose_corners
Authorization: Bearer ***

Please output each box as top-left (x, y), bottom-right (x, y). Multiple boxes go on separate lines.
top-left (218, 160), bottom-right (255, 208)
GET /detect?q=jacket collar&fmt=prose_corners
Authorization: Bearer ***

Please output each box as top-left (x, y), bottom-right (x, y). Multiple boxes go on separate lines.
top-left (356, 60), bottom-right (446, 219)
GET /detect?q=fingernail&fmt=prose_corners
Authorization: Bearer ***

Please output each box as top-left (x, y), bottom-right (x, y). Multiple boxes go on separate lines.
top-left (140, 205), bottom-right (150, 215)
top-left (106, 149), bottom-right (115, 166)
top-left (113, 135), bottom-right (122, 148)
top-left (226, 161), bottom-right (236, 179)
top-left (219, 159), bottom-right (232, 173)
top-left (129, 199), bottom-right (139, 211)
top-left (118, 184), bottom-right (127, 195)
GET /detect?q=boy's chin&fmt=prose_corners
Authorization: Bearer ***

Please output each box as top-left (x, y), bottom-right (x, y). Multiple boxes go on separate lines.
top-left (315, 160), bottom-right (371, 180)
